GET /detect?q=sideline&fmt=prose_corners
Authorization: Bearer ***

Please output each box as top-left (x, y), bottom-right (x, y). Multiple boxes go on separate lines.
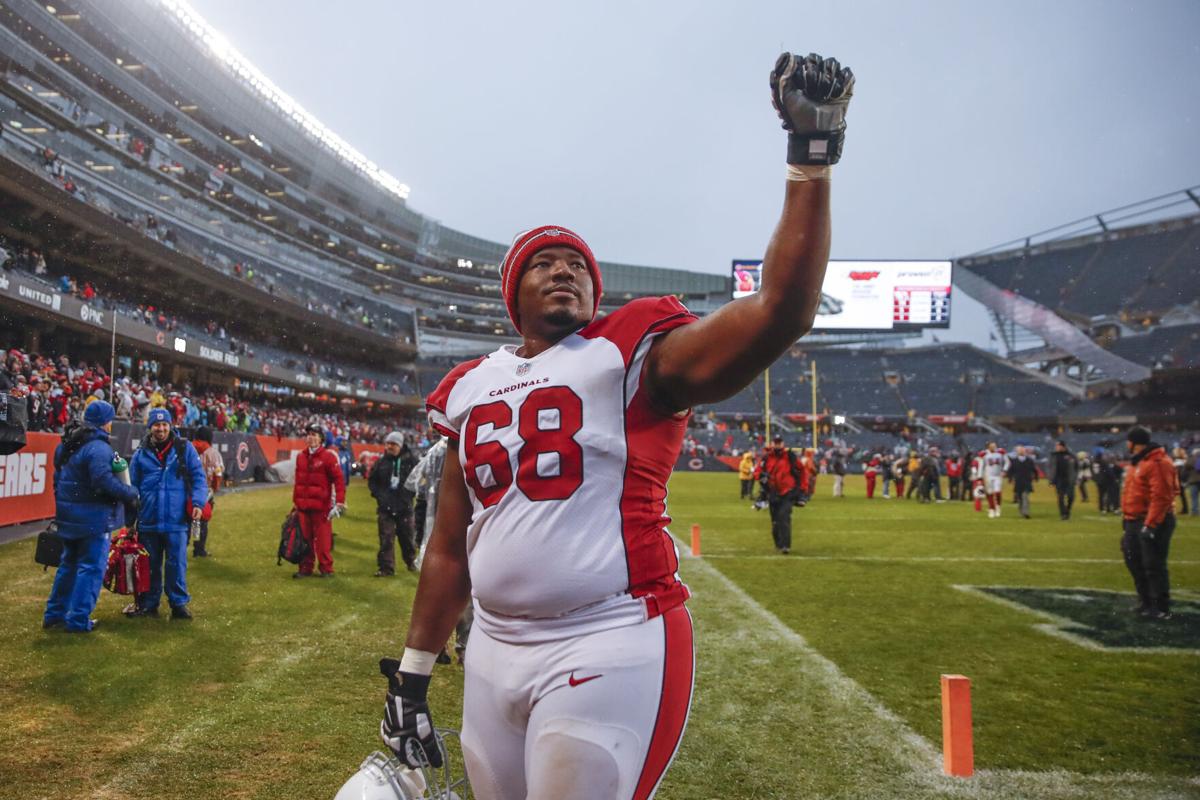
top-left (0, 481), bottom-right (286, 546)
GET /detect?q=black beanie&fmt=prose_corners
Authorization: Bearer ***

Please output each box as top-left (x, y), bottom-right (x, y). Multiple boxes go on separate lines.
top-left (1126, 426), bottom-right (1151, 446)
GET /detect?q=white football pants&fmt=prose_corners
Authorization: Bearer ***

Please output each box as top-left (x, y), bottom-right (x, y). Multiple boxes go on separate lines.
top-left (461, 606), bottom-right (694, 800)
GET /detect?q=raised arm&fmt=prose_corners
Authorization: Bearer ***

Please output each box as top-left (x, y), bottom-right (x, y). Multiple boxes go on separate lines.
top-left (645, 53), bottom-right (853, 412)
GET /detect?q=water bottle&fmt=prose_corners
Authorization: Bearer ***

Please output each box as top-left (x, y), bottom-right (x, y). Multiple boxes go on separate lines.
top-left (112, 453), bottom-right (130, 485)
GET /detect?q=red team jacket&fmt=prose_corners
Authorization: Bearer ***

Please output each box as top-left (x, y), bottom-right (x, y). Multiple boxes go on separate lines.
top-left (292, 446), bottom-right (346, 512)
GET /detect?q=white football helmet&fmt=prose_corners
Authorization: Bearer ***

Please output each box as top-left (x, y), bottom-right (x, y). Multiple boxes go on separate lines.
top-left (335, 729), bottom-right (471, 800)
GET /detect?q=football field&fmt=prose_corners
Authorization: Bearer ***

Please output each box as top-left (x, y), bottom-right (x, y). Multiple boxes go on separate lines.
top-left (1, 473), bottom-right (1197, 799)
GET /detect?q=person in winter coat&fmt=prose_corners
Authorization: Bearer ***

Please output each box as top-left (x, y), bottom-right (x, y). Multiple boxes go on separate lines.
top-left (1048, 441), bottom-right (1078, 520)
top-left (756, 436), bottom-right (802, 554)
top-left (1120, 426), bottom-right (1180, 619)
top-left (1007, 445), bottom-right (1039, 518)
top-left (831, 451), bottom-right (847, 498)
top-left (127, 408), bottom-right (207, 619)
top-left (1184, 448), bottom-right (1200, 518)
top-left (1075, 451), bottom-right (1093, 503)
top-left (43, 401), bottom-right (138, 632)
top-left (738, 451), bottom-right (756, 499)
top-left (863, 454), bottom-right (880, 499)
top-left (1095, 454), bottom-right (1123, 514)
top-left (191, 426), bottom-right (224, 557)
top-left (291, 423), bottom-right (346, 577)
top-left (335, 436), bottom-right (353, 487)
top-left (368, 432), bottom-right (418, 575)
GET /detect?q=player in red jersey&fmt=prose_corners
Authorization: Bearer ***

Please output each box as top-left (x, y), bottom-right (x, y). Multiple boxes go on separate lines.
top-left (377, 52), bottom-right (854, 800)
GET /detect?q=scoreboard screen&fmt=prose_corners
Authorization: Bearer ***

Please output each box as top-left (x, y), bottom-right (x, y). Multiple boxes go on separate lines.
top-left (731, 259), bottom-right (952, 332)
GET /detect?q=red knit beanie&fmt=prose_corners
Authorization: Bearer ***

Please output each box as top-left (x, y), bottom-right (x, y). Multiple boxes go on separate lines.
top-left (499, 225), bottom-right (602, 333)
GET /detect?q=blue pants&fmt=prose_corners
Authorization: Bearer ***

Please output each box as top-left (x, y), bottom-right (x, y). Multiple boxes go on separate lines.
top-left (44, 531), bottom-right (111, 632)
top-left (139, 529), bottom-right (190, 610)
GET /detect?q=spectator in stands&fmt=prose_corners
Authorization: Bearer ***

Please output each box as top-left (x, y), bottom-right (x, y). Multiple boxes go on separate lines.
top-left (757, 436), bottom-right (802, 554)
top-left (1049, 441), bottom-right (1078, 521)
top-left (43, 400), bottom-right (138, 633)
top-left (1120, 426), bottom-right (1179, 619)
top-left (192, 426), bottom-right (223, 558)
top-left (369, 432), bottom-right (418, 576)
top-left (1007, 445), bottom-right (1039, 519)
top-left (126, 408), bottom-right (206, 620)
top-left (738, 451), bottom-right (756, 500)
top-left (291, 423), bottom-right (345, 578)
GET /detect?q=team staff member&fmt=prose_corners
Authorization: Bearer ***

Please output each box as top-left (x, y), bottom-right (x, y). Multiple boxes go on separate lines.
top-left (738, 450), bottom-right (756, 499)
top-left (378, 51), bottom-right (854, 799)
top-left (369, 431), bottom-right (419, 575)
top-left (292, 423), bottom-right (345, 578)
top-left (43, 400), bottom-right (138, 632)
top-left (758, 436), bottom-right (804, 553)
top-left (1049, 441), bottom-right (1078, 521)
top-left (1007, 445), bottom-right (1038, 519)
top-left (1121, 426), bottom-right (1179, 619)
top-left (127, 408), bottom-right (207, 619)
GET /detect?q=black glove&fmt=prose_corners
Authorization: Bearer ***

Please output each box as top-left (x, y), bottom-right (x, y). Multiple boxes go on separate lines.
top-left (378, 657), bottom-right (442, 768)
top-left (770, 52), bottom-right (855, 165)
top-left (1139, 525), bottom-right (1157, 542)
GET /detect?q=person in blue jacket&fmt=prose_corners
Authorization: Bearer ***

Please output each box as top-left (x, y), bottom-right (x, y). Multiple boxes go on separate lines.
top-left (43, 400), bottom-right (138, 633)
top-left (335, 435), bottom-right (353, 486)
top-left (126, 407), bottom-right (207, 620)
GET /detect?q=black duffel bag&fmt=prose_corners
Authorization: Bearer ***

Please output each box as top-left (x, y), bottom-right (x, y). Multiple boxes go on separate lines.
top-left (34, 521), bottom-right (64, 571)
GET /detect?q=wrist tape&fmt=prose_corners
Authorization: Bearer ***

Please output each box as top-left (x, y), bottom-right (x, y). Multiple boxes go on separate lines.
top-left (399, 648), bottom-right (438, 676)
top-left (786, 164), bottom-right (831, 182)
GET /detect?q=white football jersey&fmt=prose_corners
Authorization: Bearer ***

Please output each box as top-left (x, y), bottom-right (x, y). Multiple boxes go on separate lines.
top-left (427, 297), bottom-right (696, 644)
top-left (983, 451), bottom-right (1009, 478)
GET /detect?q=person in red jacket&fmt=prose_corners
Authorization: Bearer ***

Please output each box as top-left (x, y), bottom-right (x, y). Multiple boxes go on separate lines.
top-left (864, 454), bottom-right (880, 499)
top-left (755, 436), bottom-right (803, 554)
top-left (1120, 426), bottom-right (1180, 619)
top-left (292, 423), bottom-right (346, 577)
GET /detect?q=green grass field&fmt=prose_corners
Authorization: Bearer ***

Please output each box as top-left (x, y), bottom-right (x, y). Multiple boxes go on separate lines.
top-left (1, 474), bottom-right (1197, 799)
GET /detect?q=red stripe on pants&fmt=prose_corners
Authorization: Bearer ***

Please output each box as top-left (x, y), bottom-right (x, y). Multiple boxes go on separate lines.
top-left (632, 606), bottom-right (694, 800)
top-left (297, 510), bottom-right (334, 575)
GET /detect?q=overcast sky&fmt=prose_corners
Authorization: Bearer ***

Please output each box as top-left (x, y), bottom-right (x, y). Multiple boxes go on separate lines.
top-left (182, 0), bottom-right (1200, 345)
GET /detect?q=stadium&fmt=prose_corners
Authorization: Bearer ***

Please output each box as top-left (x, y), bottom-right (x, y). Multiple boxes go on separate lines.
top-left (0, 1), bottom-right (1196, 799)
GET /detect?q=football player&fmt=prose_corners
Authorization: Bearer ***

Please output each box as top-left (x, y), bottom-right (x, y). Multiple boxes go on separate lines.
top-left (379, 52), bottom-right (854, 800)
top-left (982, 442), bottom-right (1010, 518)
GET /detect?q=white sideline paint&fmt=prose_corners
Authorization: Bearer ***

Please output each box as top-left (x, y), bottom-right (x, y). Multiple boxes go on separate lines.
top-left (670, 531), bottom-right (942, 774)
top-left (93, 612), bottom-right (361, 799)
top-left (675, 534), bottom-right (1200, 797)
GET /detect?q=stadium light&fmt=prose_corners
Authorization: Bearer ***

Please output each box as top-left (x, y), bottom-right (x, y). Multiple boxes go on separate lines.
top-left (158, 0), bottom-right (412, 201)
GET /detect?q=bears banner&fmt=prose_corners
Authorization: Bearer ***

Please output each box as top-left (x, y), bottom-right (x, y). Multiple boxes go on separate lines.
top-left (0, 432), bottom-right (58, 526)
